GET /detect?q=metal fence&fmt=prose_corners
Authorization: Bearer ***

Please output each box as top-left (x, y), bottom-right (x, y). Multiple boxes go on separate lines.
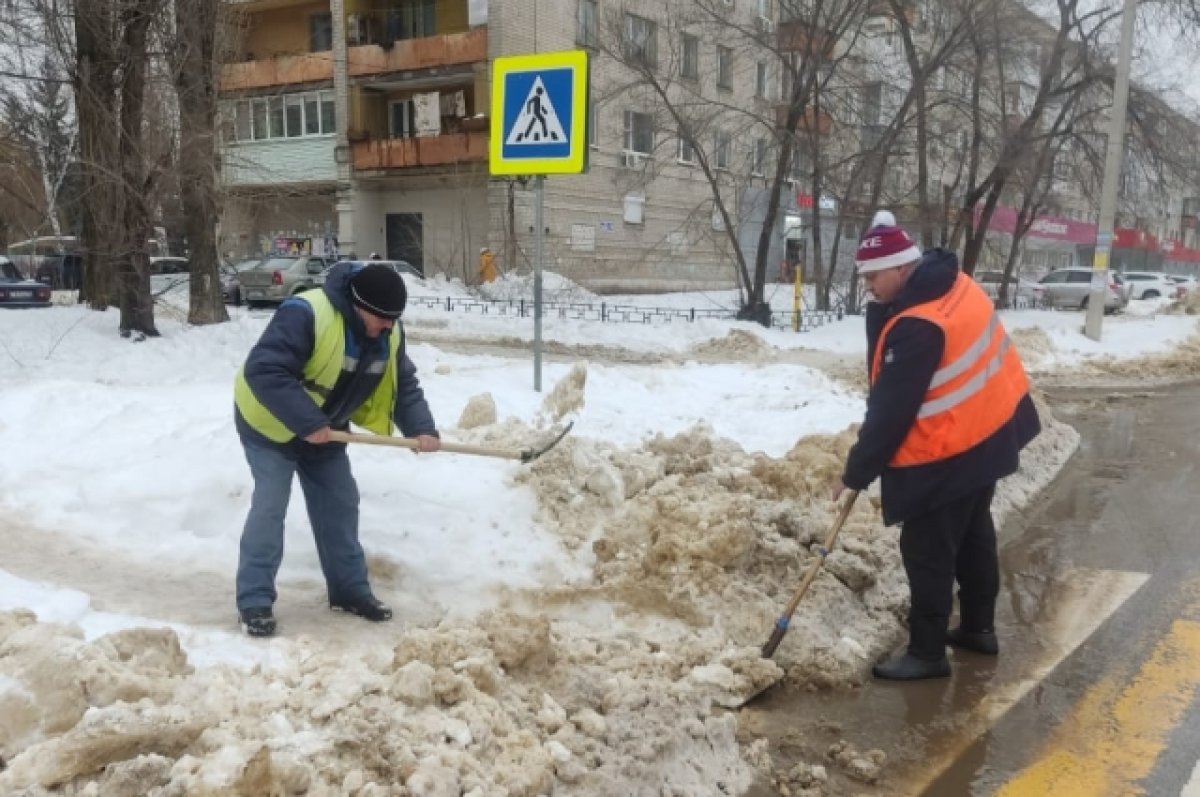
top-left (405, 295), bottom-right (849, 332)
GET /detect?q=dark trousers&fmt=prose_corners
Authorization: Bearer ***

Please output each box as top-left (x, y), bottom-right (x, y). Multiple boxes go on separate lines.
top-left (899, 482), bottom-right (999, 660)
top-left (236, 440), bottom-right (370, 611)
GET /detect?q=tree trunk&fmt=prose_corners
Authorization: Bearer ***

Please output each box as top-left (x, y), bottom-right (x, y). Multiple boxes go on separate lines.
top-left (116, 0), bottom-right (159, 337)
top-left (74, 0), bottom-right (119, 310)
top-left (174, 0), bottom-right (228, 325)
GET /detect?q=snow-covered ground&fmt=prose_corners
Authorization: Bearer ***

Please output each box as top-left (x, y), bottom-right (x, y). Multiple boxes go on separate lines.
top-left (0, 274), bottom-right (1195, 795)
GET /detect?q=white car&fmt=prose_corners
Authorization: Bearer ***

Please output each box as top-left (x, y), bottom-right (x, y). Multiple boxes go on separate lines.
top-left (1168, 274), bottom-right (1199, 297)
top-left (973, 270), bottom-right (1045, 308)
top-left (1119, 271), bottom-right (1177, 300)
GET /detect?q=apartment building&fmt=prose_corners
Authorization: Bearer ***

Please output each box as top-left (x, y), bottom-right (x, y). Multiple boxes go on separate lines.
top-left (218, 0), bottom-right (785, 290)
top-left (216, 0), bottom-right (1198, 290)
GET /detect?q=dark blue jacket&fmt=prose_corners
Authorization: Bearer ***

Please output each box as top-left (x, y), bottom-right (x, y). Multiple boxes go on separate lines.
top-left (842, 249), bottom-right (1041, 524)
top-left (235, 262), bottom-right (437, 455)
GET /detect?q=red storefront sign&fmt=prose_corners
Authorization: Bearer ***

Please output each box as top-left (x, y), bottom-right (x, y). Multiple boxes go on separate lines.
top-left (1161, 239), bottom-right (1200, 263)
top-left (1113, 228), bottom-right (1154, 249)
top-left (978, 205), bottom-right (1097, 244)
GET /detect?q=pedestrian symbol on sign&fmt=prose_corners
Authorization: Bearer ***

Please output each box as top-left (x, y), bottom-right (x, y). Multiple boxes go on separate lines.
top-left (506, 77), bottom-right (567, 146)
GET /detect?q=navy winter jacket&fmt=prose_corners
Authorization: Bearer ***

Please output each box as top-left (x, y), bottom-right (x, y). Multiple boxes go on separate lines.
top-left (841, 249), bottom-right (1041, 524)
top-left (235, 262), bottom-right (438, 454)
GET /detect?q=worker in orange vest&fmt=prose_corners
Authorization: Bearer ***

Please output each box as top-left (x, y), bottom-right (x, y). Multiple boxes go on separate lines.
top-left (831, 210), bottom-right (1041, 681)
top-left (478, 246), bottom-right (497, 284)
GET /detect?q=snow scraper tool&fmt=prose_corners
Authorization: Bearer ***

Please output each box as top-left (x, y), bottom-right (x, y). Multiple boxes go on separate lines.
top-left (328, 422), bottom-right (573, 463)
top-left (760, 490), bottom-right (860, 658)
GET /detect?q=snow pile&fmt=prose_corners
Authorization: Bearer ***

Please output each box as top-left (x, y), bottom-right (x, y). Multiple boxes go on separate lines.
top-left (0, 392), bottom-right (1079, 797)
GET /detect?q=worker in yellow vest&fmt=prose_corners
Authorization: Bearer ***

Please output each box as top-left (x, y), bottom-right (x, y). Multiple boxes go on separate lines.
top-left (832, 210), bottom-right (1041, 680)
top-left (233, 263), bottom-right (441, 637)
top-left (478, 246), bottom-right (497, 284)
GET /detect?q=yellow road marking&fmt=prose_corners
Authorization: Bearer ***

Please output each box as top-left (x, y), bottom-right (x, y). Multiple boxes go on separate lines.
top-left (898, 568), bottom-right (1148, 794)
top-left (998, 619), bottom-right (1200, 796)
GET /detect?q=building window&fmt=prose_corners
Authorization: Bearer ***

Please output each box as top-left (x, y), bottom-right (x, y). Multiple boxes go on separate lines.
top-left (390, 99), bottom-right (416, 138)
top-left (714, 130), bottom-right (731, 169)
top-left (268, 97), bottom-right (285, 138)
top-left (862, 81), bottom-right (882, 126)
top-left (309, 13), bottom-right (333, 52)
top-left (624, 110), bottom-right (654, 155)
top-left (285, 95), bottom-right (304, 137)
top-left (717, 46), bottom-right (733, 90)
top-left (624, 13), bottom-right (657, 70)
top-left (577, 0), bottom-right (597, 47)
top-left (753, 137), bottom-right (768, 175)
top-left (588, 98), bottom-right (598, 148)
top-left (225, 90), bottom-right (337, 143)
top-left (677, 132), bottom-right (695, 163)
top-left (681, 33), bottom-right (699, 79)
top-left (755, 61), bottom-right (768, 98)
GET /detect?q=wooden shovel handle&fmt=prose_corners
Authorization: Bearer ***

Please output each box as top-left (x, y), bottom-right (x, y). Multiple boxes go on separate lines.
top-left (327, 430), bottom-right (525, 461)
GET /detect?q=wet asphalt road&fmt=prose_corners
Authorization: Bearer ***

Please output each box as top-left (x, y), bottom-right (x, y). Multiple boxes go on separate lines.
top-left (743, 381), bottom-right (1200, 796)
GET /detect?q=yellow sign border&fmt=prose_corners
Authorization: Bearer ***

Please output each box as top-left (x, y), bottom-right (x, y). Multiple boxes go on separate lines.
top-left (490, 50), bottom-right (589, 176)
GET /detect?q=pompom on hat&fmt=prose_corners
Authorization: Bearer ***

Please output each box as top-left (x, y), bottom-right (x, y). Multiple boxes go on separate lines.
top-left (350, 263), bottom-right (407, 320)
top-left (855, 209), bottom-right (922, 273)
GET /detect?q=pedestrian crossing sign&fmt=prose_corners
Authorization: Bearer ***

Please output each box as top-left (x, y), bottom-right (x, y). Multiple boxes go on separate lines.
top-left (490, 50), bottom-right (589, 176)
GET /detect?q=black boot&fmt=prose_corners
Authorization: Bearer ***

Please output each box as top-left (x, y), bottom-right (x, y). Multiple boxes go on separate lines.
top-left (239, 607), bottom-right (276, 638)
top-left (946, 626), bottom-right (999, 655)
top-left (872, 653), bottom-right (950, 681)
top-left (330, 594), bottom-right (393, 622)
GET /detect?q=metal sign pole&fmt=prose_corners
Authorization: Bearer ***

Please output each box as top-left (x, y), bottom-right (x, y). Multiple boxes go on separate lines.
top-left (534, 174), bottom-right (544, 392)
top-left (1084, 0), bottom-right (1138, 341)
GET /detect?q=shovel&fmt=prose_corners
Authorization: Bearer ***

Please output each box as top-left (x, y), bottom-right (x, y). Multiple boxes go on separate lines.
top-left (327, 421), bottom-right (573, 463)
top-left (761, 489), bottom-right (860, 658)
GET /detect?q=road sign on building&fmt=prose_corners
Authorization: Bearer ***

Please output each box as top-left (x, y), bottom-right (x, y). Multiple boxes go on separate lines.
top-left (490, 50), bottom-right (589, 176)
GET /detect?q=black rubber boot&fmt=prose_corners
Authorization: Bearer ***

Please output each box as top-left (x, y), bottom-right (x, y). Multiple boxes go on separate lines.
top-left (330, 595), bottom-right (393, 622)
top-left (872, 653), bottom-right (951, 681)
top-left (239, 607), bottom-right (276, 638)
top-left (946, 626), bottom-right (999, 655)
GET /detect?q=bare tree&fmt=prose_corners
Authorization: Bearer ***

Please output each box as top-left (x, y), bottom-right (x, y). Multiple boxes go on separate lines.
top-left (172, 0), bottom-right (228, 325)
top-left (950, 0), bottom-right (1119, 273)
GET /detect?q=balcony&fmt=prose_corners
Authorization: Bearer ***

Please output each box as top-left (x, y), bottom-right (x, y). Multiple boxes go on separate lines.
top-left (348, 27), bottom-right (487, 80)
top-left (352, 131), bottom-right (488, 172)
top-left (221, 52), bottom-right (334, 93)
top-left (777, 19), bottom-right (838, 58)
top-left (776, 104), bottom-right (833, 135)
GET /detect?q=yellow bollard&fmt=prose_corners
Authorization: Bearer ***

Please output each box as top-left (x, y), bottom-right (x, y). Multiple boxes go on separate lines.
top-left (792, 264), bottom-right (803, 332)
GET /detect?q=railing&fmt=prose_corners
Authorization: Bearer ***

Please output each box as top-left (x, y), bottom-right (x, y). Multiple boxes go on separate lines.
top-left (220, 52), bottom-right (334, 92)
top-left (405, 295), bottom-right (847, 332)
top-left (347, 26), bottom-right (487, 78)
top-left (352, 132), bottom-right (488, 171)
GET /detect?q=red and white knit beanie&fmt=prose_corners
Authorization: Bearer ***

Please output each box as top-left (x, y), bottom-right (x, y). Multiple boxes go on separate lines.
top-left (855, 210), bottom-right (922, 273)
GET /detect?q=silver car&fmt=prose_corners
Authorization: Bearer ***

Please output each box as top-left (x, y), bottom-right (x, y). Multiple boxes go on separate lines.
top-left (238, 256), bottom-right (332, 308)
top-left (973, 270), bottom-right (1045, 309)
top-left (1038, 267), bottom-right (1128, 312)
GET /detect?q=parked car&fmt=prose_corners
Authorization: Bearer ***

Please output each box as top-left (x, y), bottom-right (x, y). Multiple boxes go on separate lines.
top-left (148, 256), bottom-right (190, 295)
top-left (1168, 274), bottom-right (1199, 297)
top-left (0, 259), bottom-right (52, 308)
top-left (1038, 267), bottom-right (1128, 312)
top-left (1118, 271), bottom-right (1178, 300)
top-left (323, 258), bottom-right (424, 284)
top-left (220, 258), bottom-right (262, 305)
top-left (973, 270), bottom-right (1045, 308)
top-left (237, 255), bottom-right (334, 308)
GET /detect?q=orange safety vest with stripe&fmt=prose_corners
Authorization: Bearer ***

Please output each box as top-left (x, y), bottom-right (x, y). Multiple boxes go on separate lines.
top-left (870, 273), bottom-right (1030, 468)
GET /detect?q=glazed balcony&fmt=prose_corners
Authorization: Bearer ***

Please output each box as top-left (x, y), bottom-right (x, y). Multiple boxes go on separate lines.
top-left (351, 130), bottom-right (488, 173)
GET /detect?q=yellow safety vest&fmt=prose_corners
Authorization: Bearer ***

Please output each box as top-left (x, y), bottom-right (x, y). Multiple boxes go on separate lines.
top-left (234, 291), bottom-right (401, 443)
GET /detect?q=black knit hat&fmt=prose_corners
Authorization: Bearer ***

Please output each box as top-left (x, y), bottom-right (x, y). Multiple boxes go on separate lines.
top-left (349, 264), bottom-right (407, 319)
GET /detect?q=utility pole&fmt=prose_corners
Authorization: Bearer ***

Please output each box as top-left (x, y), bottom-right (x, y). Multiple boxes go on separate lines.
top-left (1084, 0), bottom-right (1138, 341)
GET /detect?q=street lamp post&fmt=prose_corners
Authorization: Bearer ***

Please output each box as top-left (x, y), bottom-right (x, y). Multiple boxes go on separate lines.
top-left (1084, 0), bottom-right (1139, 341)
